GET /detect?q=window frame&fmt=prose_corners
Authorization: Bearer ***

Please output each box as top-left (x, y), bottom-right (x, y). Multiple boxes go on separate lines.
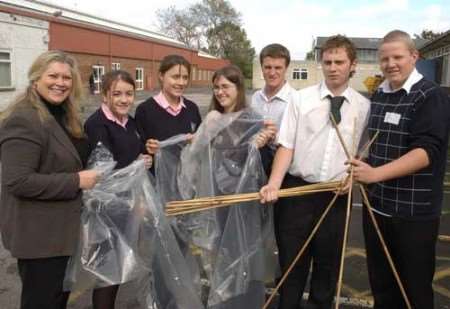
top-left (135, 67), bottom-right (144, 90)
top-left (0, 49), bottom-right (13, 89)
top-left (92, 65), bottom-right (105, 94)
top-left (111, 62), bottom-right (120, 71)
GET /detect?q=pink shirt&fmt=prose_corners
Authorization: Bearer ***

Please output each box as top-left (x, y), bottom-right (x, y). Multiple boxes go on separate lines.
top-left (101, 104), bottom-right (128, 128)
top-left (154, 91), bottom-right (186, 116)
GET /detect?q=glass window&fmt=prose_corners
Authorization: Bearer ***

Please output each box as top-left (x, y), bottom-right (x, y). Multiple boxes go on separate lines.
top-left (91, 65), bottom-right (105, 94)
top-left (0, 51), bottom-right (12, 88)
top-left (112, 63), bottom-right (120, 71)
top-left (292, 68), bottom-right (308, 80)
top-left (135, 67), bottom-right (144, 90)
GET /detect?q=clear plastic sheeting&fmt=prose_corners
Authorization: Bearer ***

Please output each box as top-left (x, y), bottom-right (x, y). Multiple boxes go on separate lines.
top-left (153, 134), bottom-right (203, 308)
top-left (64, 143), bottom-right (203, 309)
top-left (156, 109), bottom-right (277, 308)
top-left (155, 134), bottom-right (190, 207)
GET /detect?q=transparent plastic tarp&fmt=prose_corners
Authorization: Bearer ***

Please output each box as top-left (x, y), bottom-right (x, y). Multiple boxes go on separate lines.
top-left (156, 109), bottom-right (277, 308)
top-left (64, 144), bottom-right (202, 309)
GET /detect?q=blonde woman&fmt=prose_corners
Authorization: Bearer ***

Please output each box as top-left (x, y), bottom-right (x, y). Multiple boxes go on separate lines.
top-left (0, 50), bottom-right (98, 309)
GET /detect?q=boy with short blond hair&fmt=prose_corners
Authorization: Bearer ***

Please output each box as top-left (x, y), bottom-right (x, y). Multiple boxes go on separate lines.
top-left (351, 30), bottom-right (450, 309)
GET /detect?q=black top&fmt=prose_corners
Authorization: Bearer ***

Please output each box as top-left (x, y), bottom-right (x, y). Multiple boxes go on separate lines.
top-left (42, 98), bottom-right (90, 167)
top-left (134, 97), bottom-right (202, 142)
top-left (367, 78), bottom-right (450, 219)
top-left (84, 108), bottom-right (144, 169)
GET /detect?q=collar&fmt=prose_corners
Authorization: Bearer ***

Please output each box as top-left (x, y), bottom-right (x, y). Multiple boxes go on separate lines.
top-left (101, 103), bottom-right (128, 128)
top-left (319, 81), bottom-right (351, 103)
top-left (154, 91), bottom-right (186, 111)
top-left (260, 81), bottom-right (292, 103)
top-left (379, 68), bottom-right (423, 94)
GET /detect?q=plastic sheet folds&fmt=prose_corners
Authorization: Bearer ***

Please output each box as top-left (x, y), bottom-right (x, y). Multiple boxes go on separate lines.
top-left (156, 109), bottom-right (277, 308)
top-left (64, 143), bottom-right (203, 309)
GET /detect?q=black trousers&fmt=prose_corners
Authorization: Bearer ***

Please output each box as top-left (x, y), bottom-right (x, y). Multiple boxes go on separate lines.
top-left (17, 256), bottom-right (70, 309)
top-left (363, 208), bottom-right (439, 309)
top-left (275, 174), bottom-right (347, 309)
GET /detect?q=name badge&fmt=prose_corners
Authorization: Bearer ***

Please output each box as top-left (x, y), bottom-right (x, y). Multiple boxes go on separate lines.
top-left (384, 112), bottom-right (401, 125)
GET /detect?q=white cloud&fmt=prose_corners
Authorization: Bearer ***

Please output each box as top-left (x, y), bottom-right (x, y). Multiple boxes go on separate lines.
top-left (52, 0), bottom-right (449, 61)
top-left (419, 4), bottom-right (450, 32)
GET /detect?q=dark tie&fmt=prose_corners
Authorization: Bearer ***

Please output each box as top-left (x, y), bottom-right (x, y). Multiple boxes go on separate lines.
top-left (329, 96), bottom-right (345, 125)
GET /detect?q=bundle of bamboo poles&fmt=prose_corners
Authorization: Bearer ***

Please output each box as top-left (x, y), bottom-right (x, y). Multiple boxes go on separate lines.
top-left (165, 181), bottom-right (342, 216)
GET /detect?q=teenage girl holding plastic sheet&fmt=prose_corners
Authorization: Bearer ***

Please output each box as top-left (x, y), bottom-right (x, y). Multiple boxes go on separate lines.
top-left (135, 54), bottom-right (202, 156)
top-left (82, 70), bottom-right (151, 309)
top-left (177, 65), bottom-right (277, 308)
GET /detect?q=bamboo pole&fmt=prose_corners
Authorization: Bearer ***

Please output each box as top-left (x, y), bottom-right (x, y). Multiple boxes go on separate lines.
top-left (330, 114), bottom-right (351, 159)
top-left (334, 171), bottom-right (353, 309)
top-left (359, 185), bottom-right (412, 309)
top-left (358, 131), bottom-right (379, 159)
top-left (166, 182), bottom-right (342, 216)
top-left (334, 118), bottom-right (357, 309)
top-left (262, 192), bottom-right (340, 309)
top-left (167, 182), bottom-right (340, 207)
top-left (330, 118), bottom-right (411, 309)
top-left (166, 188), bottom-right (338, 216)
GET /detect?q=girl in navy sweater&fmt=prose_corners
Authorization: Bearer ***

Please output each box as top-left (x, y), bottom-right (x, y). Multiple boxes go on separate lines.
top-left (84, 70), bottom-right (151, 309)
top-left (134, 54), bottom-right (202, 155)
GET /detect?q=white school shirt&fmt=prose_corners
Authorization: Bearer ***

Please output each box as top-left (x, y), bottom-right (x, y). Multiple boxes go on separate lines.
top-left (251, 81), bottom-right (297, 129)
top-left (278, 82), bottom-right (370, 182)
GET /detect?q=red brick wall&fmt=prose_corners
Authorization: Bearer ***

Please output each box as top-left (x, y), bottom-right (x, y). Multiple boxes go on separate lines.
top-left (50, 21), bottom-right (229, 89)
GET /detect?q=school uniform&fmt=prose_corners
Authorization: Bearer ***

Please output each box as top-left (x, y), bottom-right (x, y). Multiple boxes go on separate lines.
top-left (276, 82), bottom-right (370, 308)
top-left (364, 69), bottom-right (450, 309)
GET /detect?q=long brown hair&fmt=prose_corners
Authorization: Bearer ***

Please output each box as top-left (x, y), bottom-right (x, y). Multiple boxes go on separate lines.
top-left (209, 65), bottom-right (247, 113)
top-left (0, 50), bottom-right (84, 138)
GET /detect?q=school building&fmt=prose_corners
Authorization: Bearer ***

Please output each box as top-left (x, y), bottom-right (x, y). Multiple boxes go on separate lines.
top-left (0, 0), bottom-right (228, 110)
top-left (252, 36), bottom-right (428, 93)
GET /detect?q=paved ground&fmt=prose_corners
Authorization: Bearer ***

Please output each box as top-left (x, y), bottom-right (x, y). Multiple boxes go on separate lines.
top-left (1, 88), bottom-right (449, 308)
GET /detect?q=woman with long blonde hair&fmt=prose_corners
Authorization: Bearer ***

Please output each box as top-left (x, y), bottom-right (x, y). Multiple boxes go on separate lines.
top-left (0, 50), bottom-right (98, 309)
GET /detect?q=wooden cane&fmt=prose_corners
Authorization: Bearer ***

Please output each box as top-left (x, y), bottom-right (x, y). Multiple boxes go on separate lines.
top-left (330, 118), bottom-right (412, 309)
top-left (330, 114), bottom-right (351, 159)
top-left (358, 131), bottom-right (379, 159)
top-left (334, 118), bottom-right (357, 308)
top-left (262, 192), bottom-right (340, 309)
top-left (359, 185), bottom-right (412, 309)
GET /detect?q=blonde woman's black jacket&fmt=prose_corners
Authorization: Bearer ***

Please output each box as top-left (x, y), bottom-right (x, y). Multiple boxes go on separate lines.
top-left (0, 104), bottom-right (82, 258)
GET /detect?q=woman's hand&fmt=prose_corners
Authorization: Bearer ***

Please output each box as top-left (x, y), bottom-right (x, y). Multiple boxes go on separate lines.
top-left (78, 170), bottom-right (99, 190)
top-left (139, 154), bottom-right (153, 169)
top-left (145, 139), bottom-right (160, 155)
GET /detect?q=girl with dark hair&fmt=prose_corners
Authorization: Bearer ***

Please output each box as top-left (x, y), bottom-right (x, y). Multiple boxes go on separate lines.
top-left (85, 70), bottom-right (151, 170)
top-left (83, 70), bottom-right (151, 309)
top-left (135, 54), bottom-right (202, 156)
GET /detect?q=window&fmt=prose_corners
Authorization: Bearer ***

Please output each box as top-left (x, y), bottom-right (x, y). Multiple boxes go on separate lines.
top-left (300, 68), bottom-right (308, 80)
top-left (0, 51), bottom-right (12, 88)
top-left (292, 68), bottom-right (308, 80)
top-left (112, 62), bottom-right (120, 71)
top-left (91, 65), bottom-right (105, 94)
top-left (192, 67), bottom-right (196, 81)
top-left (357, 49), bottom-right (377, 63)
top-left (135, 67), bottom-right (144, 90)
